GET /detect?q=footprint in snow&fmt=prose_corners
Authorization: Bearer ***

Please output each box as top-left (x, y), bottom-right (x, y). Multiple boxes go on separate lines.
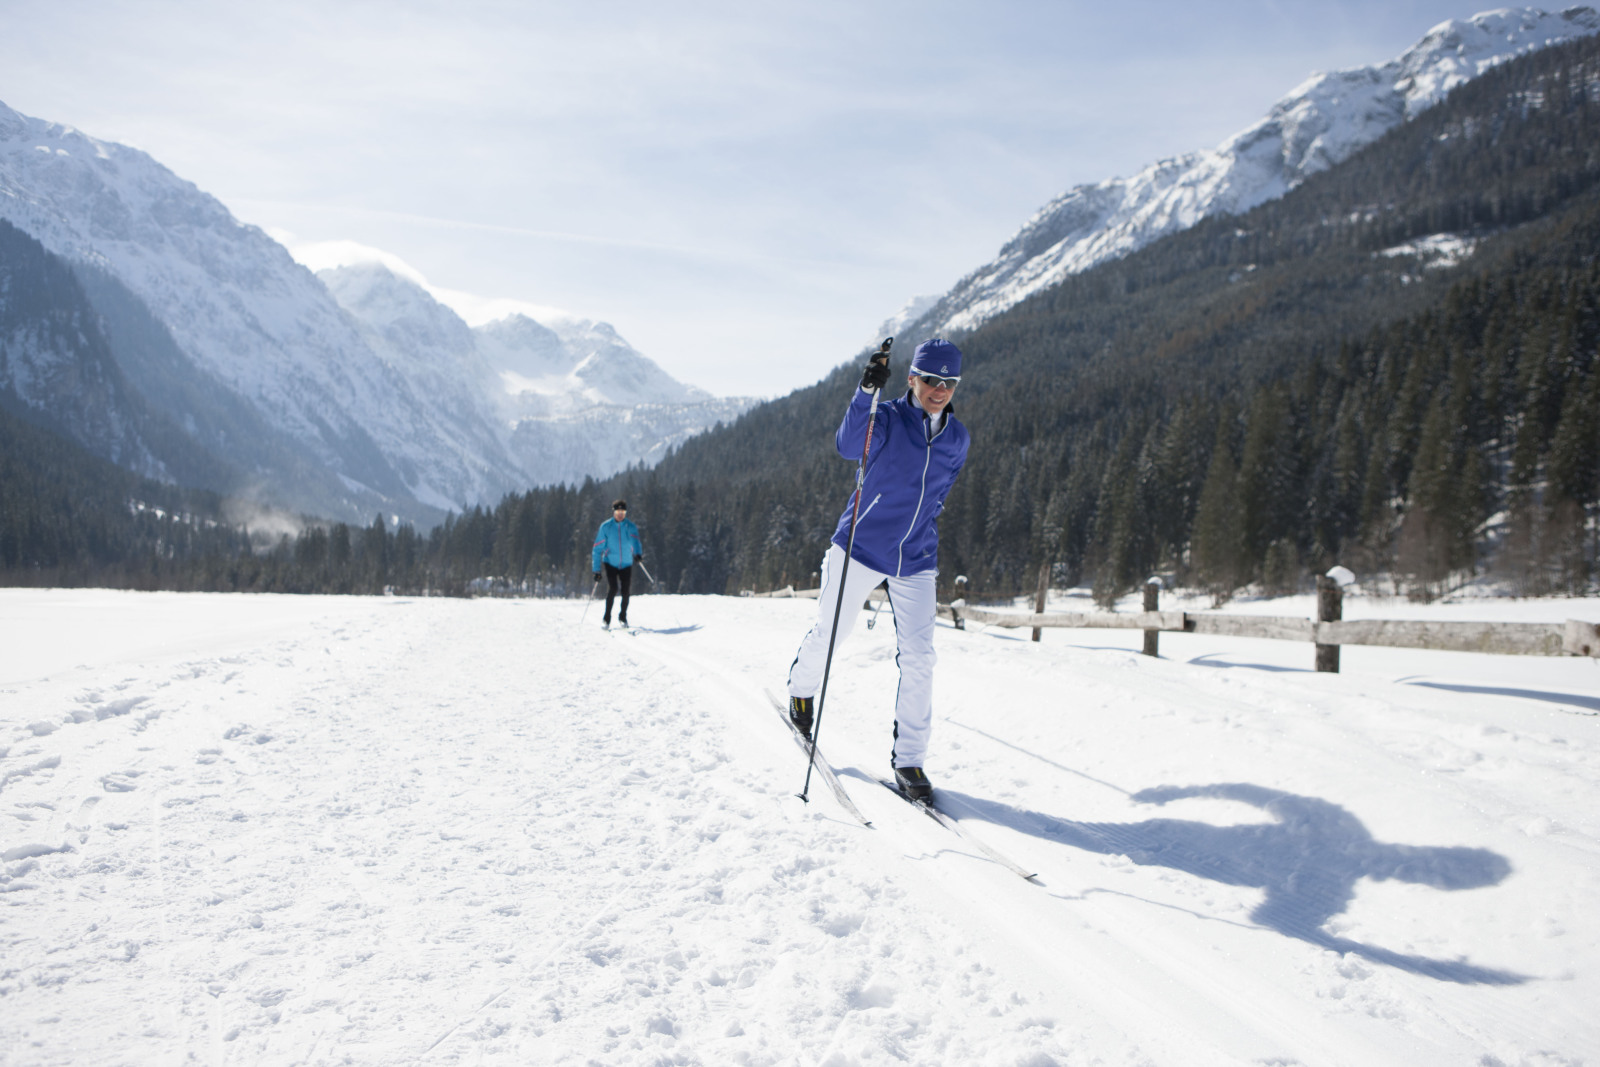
top-left (66, 696), bottom-right (148, 723)
top-left (3, 842), bottom-right (71, 862)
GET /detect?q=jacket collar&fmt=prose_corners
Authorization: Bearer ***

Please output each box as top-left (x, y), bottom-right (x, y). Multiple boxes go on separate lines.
top-left (904, 388), bottom-right (956, 422)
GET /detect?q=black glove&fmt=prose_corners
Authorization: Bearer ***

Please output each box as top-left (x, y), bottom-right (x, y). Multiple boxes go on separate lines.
top-left (860, 357), bottom-right (891, 392)
top-left (593, 572), bottom-right (601, 582)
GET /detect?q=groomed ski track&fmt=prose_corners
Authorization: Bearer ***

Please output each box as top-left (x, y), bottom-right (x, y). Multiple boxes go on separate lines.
top-left (614, 597), bottom-right (1580, 1066)
top-left (3, 589), bottom-right (1595, 1065)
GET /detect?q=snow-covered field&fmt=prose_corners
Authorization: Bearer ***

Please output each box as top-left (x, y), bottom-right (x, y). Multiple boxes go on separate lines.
top-left (3, 586), bottom-right (1599, 1066)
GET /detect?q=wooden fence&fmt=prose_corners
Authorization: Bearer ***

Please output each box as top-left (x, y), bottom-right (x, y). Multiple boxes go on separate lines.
top-left (747, 577), bottom-right (1600, 672)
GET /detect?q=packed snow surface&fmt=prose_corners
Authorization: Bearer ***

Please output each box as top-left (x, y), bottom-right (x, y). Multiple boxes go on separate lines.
top-left (3, 586), bottom-right (1599, 1065)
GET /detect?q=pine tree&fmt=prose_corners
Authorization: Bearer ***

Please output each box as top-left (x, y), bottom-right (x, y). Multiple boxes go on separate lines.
top-left (1546, 366), bottom-right (1600, 590)
top-left (1190, 421), bottom-right (1246, 603)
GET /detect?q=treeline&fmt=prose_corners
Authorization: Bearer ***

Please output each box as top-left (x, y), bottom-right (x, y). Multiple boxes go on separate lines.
top-left (1, 404), bottom-right (251, 589)
top-left (0, 399), bottom-right (580, 595)
top-left (1076, 231), bottom-right (1600, 603)
top-left (1, 396), bottom-right (652, 596)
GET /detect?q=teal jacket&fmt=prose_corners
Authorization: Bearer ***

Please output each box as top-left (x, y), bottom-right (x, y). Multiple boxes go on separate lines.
top-left (592, 518), bottom-right (643, 571)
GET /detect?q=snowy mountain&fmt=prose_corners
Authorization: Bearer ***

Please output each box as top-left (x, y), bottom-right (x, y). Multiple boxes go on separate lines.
top-left (0, 100), bottom-right (750, 522)
top-left (314, 263), bottom-right (520, 502)
top-left (0, 100), bottom-right (527, 521)
top-left (908, 6), bottom-right (1600, 340)
top-left (475, 312), bottom-right (712, 412)
top-left (320, 263), bottom-right (752, 490)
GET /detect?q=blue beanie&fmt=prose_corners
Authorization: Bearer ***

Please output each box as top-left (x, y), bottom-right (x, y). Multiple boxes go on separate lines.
top-left (909, 338), bottom-right (963, 379)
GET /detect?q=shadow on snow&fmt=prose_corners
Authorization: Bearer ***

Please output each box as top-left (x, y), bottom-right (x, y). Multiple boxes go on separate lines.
top-left (941, 780), bottom-right (1525, 986)
top-left (1400, 679), bottom-right (1600, 715)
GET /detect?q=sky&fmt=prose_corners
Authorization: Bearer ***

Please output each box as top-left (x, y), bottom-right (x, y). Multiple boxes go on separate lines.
top-left (0, 0), bottom-right (1530, 397)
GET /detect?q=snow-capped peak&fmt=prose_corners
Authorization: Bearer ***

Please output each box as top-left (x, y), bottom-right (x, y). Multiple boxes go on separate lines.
top-left (473, 314), bottom-right (571, 382)
top-left (477, 313), bottom-right (711, 409)
top-left (909, 6), bottom-right (1600, 340)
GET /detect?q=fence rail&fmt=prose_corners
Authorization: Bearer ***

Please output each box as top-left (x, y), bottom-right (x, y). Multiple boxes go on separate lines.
top-left (940, 603), bottom-right (1596, 656)
top-left (749, 579), bottom-right (1600, 670)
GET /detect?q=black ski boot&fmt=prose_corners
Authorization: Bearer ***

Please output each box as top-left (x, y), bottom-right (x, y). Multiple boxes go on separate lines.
top-left (788, 696), bottom-right (814, 738)
top-left (894, 766), bottom-right (933, 802)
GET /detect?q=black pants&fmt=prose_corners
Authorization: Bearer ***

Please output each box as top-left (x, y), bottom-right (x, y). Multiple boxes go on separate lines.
top-left (603, 563), bottom-right (632, 624)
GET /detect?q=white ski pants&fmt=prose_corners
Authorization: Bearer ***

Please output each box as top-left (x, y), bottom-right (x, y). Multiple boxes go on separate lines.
top-left (787, 543), bottom-right (939, 769)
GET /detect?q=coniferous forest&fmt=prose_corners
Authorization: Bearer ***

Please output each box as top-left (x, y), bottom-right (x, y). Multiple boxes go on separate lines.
top-left (4, 33), bottom-right (1600, 602)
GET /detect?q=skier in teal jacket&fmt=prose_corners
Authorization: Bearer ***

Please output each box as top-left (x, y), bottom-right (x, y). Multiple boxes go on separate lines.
top-left (591, 499), bottom-right (643, 629)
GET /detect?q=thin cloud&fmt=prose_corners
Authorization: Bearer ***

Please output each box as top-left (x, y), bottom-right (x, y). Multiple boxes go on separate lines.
top-left (275, 233), bottom-right (575, 327)
top-left (242, 198), bottom-right (885, 271)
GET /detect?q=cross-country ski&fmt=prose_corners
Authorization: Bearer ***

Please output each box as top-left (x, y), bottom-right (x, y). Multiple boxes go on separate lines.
top-left (877, 777), bottom-right (1041, 882)
top-left (763, 689), bottom-right (871, 827)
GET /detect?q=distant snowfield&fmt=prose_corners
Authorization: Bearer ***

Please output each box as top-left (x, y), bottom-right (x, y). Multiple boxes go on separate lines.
top-left (3, 587), bottom-right (1598, 1065)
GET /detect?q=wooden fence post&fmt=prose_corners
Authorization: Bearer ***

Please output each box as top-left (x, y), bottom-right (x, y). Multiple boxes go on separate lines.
top-left (952, 575), bottom-right (967, 630)
top-left (1143, 577), bottom-right (1161, 657)
top-left (1032, 562), bottom-right (1049, 642)
top-left (1316, 573), bottom-right (1343, 673)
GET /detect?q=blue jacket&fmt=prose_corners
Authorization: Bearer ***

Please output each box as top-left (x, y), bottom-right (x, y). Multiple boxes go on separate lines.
top-left (831, 386), bottom-right (969, 577)
top-left (592, 518), bottom-right (643, 571)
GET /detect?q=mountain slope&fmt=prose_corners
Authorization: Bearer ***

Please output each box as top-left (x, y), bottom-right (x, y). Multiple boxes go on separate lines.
top-left (0, 218), bottom-right (166, 480)
top-left (0, 102), bottom-right (475, 518)
top-left (64, 258), bottom-right (388, 522)
top-left (907, 5), bottom-right (1600, 341)
top-left (1, 100), bottom-right (752, 520)
top-left (0, 218), bottom-right (254, 496)
top-left (320, 262), bottom-right (752, 490)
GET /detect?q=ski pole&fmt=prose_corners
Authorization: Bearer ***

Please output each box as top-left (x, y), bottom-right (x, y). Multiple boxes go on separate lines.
top-left (800, 336), bottom-right (891, 804)
top-left (580, 578), bottom-right (600, 623)
top-left (637, 560), bottom-right (657, 587)
top-left (866, 586), bottom-right (885, 630)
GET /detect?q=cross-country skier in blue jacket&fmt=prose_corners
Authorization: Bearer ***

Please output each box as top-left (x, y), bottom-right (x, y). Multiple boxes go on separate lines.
top-left (787, 338), bottom-right (970, 800)
top-left (591, 499), bottom-right (643, 630)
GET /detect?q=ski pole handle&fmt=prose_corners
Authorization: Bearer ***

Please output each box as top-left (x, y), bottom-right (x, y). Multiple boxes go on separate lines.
top-left (858, 336), bottom-right (893, 394)
top-left (871, 336), bottom-right (892, 367)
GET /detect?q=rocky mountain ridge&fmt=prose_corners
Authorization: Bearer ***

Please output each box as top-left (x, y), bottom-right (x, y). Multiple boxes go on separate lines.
top-left (897, 5), bottom-right (1600, 343)
top-left (0, 102), bottom-right (746, 523)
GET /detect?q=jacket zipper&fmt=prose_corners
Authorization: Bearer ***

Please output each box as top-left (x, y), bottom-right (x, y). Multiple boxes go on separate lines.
top-left (895, 416), bottom-right (946, 576)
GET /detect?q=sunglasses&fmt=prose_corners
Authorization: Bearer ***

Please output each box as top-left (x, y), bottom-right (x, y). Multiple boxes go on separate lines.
top-left (917, 374), bottom-right (960, 389)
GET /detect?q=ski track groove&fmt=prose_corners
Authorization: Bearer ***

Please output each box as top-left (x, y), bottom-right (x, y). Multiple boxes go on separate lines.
top-left (630, 621), bottom-right (1374, 1064)
top-left (932, 627), bottom-right (1594, 1064)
